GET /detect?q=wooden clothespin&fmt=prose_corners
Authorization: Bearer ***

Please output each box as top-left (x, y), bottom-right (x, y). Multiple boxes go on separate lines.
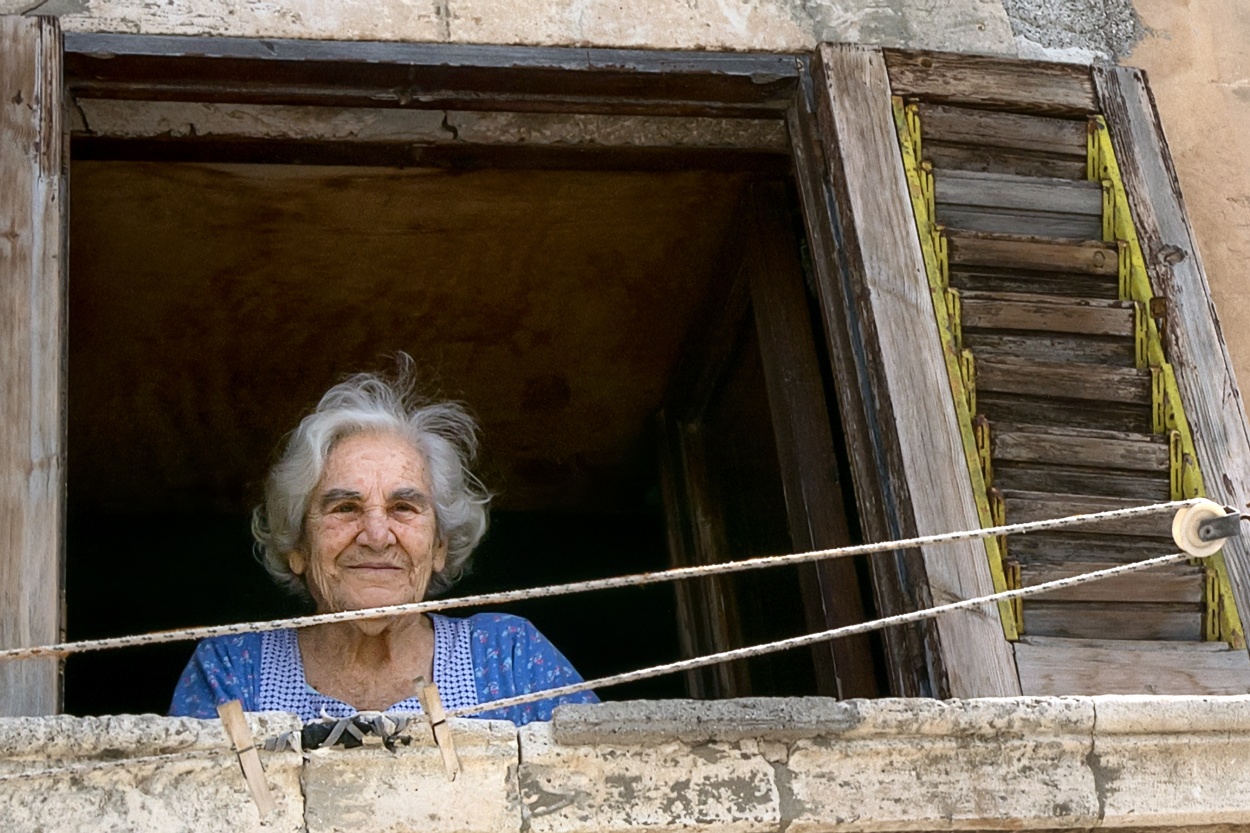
top-left (414, 677), bottom-right (460, 781)
top-left (217, 699), bottom-right (276, 818)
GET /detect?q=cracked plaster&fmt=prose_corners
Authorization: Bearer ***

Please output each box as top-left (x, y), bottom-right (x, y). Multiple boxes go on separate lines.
top-left (1001, 0), bottom-right (1143, 61)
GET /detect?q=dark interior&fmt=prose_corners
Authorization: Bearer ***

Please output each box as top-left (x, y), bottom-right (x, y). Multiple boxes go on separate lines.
top-left (63, 156), bottom-right (850, 715)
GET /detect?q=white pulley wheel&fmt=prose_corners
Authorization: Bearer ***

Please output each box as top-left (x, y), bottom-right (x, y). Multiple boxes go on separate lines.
top-left (1172, 499), bottom-right (1229, 558)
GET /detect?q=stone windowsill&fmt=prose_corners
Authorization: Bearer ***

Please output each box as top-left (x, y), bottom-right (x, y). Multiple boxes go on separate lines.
top-left (1, 695), bottom-right (1246, 833)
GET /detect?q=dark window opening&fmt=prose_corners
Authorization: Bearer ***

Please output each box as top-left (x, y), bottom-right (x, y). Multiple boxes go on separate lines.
top-left (62, 129), bottom-right (880, 716)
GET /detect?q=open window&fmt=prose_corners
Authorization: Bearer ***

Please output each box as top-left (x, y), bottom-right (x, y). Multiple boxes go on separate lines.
top-left (7, 18), bottom-right (1250, 716)
top-left (49, 32), bottom-right (891, 715)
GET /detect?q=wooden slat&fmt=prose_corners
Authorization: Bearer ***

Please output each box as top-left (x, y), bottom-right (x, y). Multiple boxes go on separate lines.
top-left (1001, 490), bottom-right (1175, 538)
top-left (884, 50), bottom-right (1097, 117)
top-left (1096, 66), bottom-right (1250, 664)
top-left (963, 331), bottom-right (1133, 365)
top-left (1021, 634), bottom-right (1230, 652)
top-left (936, 206), bottom-right (1102, 240)
top-left (961, 292), bottom-right (1134, 337)
top-left (951, 268), bottom-right (1119, 301)
top-left (993, 464), bottom-right (1169, 501)
top-left (947, 232), bottom-right (1118, 274)
top-left (1016, 637), bottom-right (1250, 695)
top-left (935, 170), bottom-right (1102, 216)
top-left (979, 393), bottom-right (1150, 434)
top-left (788, 64), bottom-right (937, 698)
top-left (1019, 562), bottom-right (1203, 603)
top-left (0, 17), bottom-right (64, 718)
top-left (992, 426), bottom-right (1168, 471)
top-left (743, 183), bottom-right (877, 698)
top-left (924, 142), bottom-right (1088, 181)
top-left (917, 104), bottom-right (1088, 157)
top-left (1024, 602), bottom-right (1201, 641)
top-left (977, 357), bottom-right (1151, 404)
top-left (1008, 531), bottom-right (1178, 566)
top-left (811, 45), bottom-right (1020, 698)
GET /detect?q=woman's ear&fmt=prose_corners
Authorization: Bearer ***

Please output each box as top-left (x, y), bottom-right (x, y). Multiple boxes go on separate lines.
top-left (288, 550), bottom-right (307, 576)
top-left (432, 538), bottom-right (449, 574)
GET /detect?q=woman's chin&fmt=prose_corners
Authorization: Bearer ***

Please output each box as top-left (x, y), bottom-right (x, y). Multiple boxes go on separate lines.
top-left (335, 588), bottom-right (422, 613)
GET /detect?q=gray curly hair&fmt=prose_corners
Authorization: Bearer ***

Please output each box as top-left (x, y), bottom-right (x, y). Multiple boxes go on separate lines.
top-left (252, 362), bottom-right (490, 599)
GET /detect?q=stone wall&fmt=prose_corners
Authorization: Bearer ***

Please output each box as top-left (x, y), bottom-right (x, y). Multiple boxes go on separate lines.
top-left (5, 696), bottom-right (1250, 833)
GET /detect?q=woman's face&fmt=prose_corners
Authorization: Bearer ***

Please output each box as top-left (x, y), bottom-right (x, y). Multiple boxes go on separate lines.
top-left (292, 431), bottom-right (448, 614)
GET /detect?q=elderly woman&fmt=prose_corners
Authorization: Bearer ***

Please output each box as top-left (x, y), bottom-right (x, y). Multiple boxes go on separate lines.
top-left (170, 368), bottom-right (597, 725)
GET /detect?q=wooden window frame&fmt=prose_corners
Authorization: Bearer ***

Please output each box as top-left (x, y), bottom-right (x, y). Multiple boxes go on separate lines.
top-left (21, 24), bottom-right (1243, 714)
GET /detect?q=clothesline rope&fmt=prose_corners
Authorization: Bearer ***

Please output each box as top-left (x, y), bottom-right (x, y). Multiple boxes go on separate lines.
top-left (0, 498), bottom-right (1204, 664)
top-left (445, 548), bottom-right (1196, 717)
top-left (0, 544), bottom-right (1205, 783)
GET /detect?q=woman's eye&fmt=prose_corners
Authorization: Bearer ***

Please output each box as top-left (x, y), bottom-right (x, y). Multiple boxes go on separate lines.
top-left (332, 504), bottom-right (359, 514)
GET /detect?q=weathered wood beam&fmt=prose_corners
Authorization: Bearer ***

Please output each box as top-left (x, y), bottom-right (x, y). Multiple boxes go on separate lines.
top-left (884, 49), bottom-right (1097, 117)
top-left (64, 33), bottom-right (799, 119)
top-left (1095, 65), bottom-right (1250, 656)
top-left (0, 16), bottom-right (65, 717)
top-left (788, 62), bottom-right (941, 698)
top-left (743, 183), bottom-right (878, 698)
top-left (71, 100), bottom-right (789, 150)
top-left (805, 44), bottom-right (1020, 698)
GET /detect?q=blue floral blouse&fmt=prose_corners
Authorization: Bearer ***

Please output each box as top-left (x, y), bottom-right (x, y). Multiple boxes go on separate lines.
top-left (169, 612), bottom-right (597, 725)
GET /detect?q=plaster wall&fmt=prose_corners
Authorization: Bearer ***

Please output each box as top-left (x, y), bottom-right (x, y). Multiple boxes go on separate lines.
top-left (6, 0), bottom-right (1019, 55)
top-left (1123, 2), bottom-right (1250, 402)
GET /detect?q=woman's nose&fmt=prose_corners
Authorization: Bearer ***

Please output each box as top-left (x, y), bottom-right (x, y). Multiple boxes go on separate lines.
top-left (356, 507), bottom-right (395, 547)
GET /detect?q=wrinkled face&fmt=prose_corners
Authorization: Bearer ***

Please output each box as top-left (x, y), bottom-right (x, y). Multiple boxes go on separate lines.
top-left (291, 431), bottom-right (447, 614)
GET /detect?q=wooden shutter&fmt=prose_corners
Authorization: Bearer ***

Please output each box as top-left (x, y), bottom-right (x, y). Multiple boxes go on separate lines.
top-left (790, 44), bottom-right (1021, 698)
top-left (1095, 67), bottom-right (1250, 651)
top-left (790, 42), bottom-right (1250, 697)
top-left (0, 15), bottom-right (66, 716)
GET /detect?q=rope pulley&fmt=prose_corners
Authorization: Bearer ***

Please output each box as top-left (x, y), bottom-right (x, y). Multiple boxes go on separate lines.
top-left (1172, 499), bottom-right (1246, 558)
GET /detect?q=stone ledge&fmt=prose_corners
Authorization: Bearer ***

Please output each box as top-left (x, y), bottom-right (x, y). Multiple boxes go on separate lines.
top-left (548, 696), bottom-right (1094, 744)
top-left (0, 712), bottom-right (305, 833)
top-left (6, 697), bottom-right (1250, 832)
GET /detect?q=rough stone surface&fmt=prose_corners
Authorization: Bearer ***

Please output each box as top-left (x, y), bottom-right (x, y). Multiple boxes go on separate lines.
top-left (1091, 695), bottom-right (1250, 828)
top-left (9, 697), bottom-right (1250, 831)
top-left (1001, 0), bottom-right (1142, 60)
top-left (45, 0), bottom-right (1016, 55)
top-left (519, 720), bottom-right (780, 833)
top-left (303, 717), bottom-right (521, 833)
top-left (784, 700), bottom-right (1100, 832)
top-left (551, 698), bottom-right (865, 744)
top-left (0, 712), bottom-right (305, 833)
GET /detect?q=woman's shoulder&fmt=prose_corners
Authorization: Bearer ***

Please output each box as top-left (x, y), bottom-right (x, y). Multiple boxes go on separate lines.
top-left (457, 612), bottom-right (546, 645)
top-left (196, 631), bottom-right (266, 656)
top-left (169, 631), bottom-right (267, 717)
